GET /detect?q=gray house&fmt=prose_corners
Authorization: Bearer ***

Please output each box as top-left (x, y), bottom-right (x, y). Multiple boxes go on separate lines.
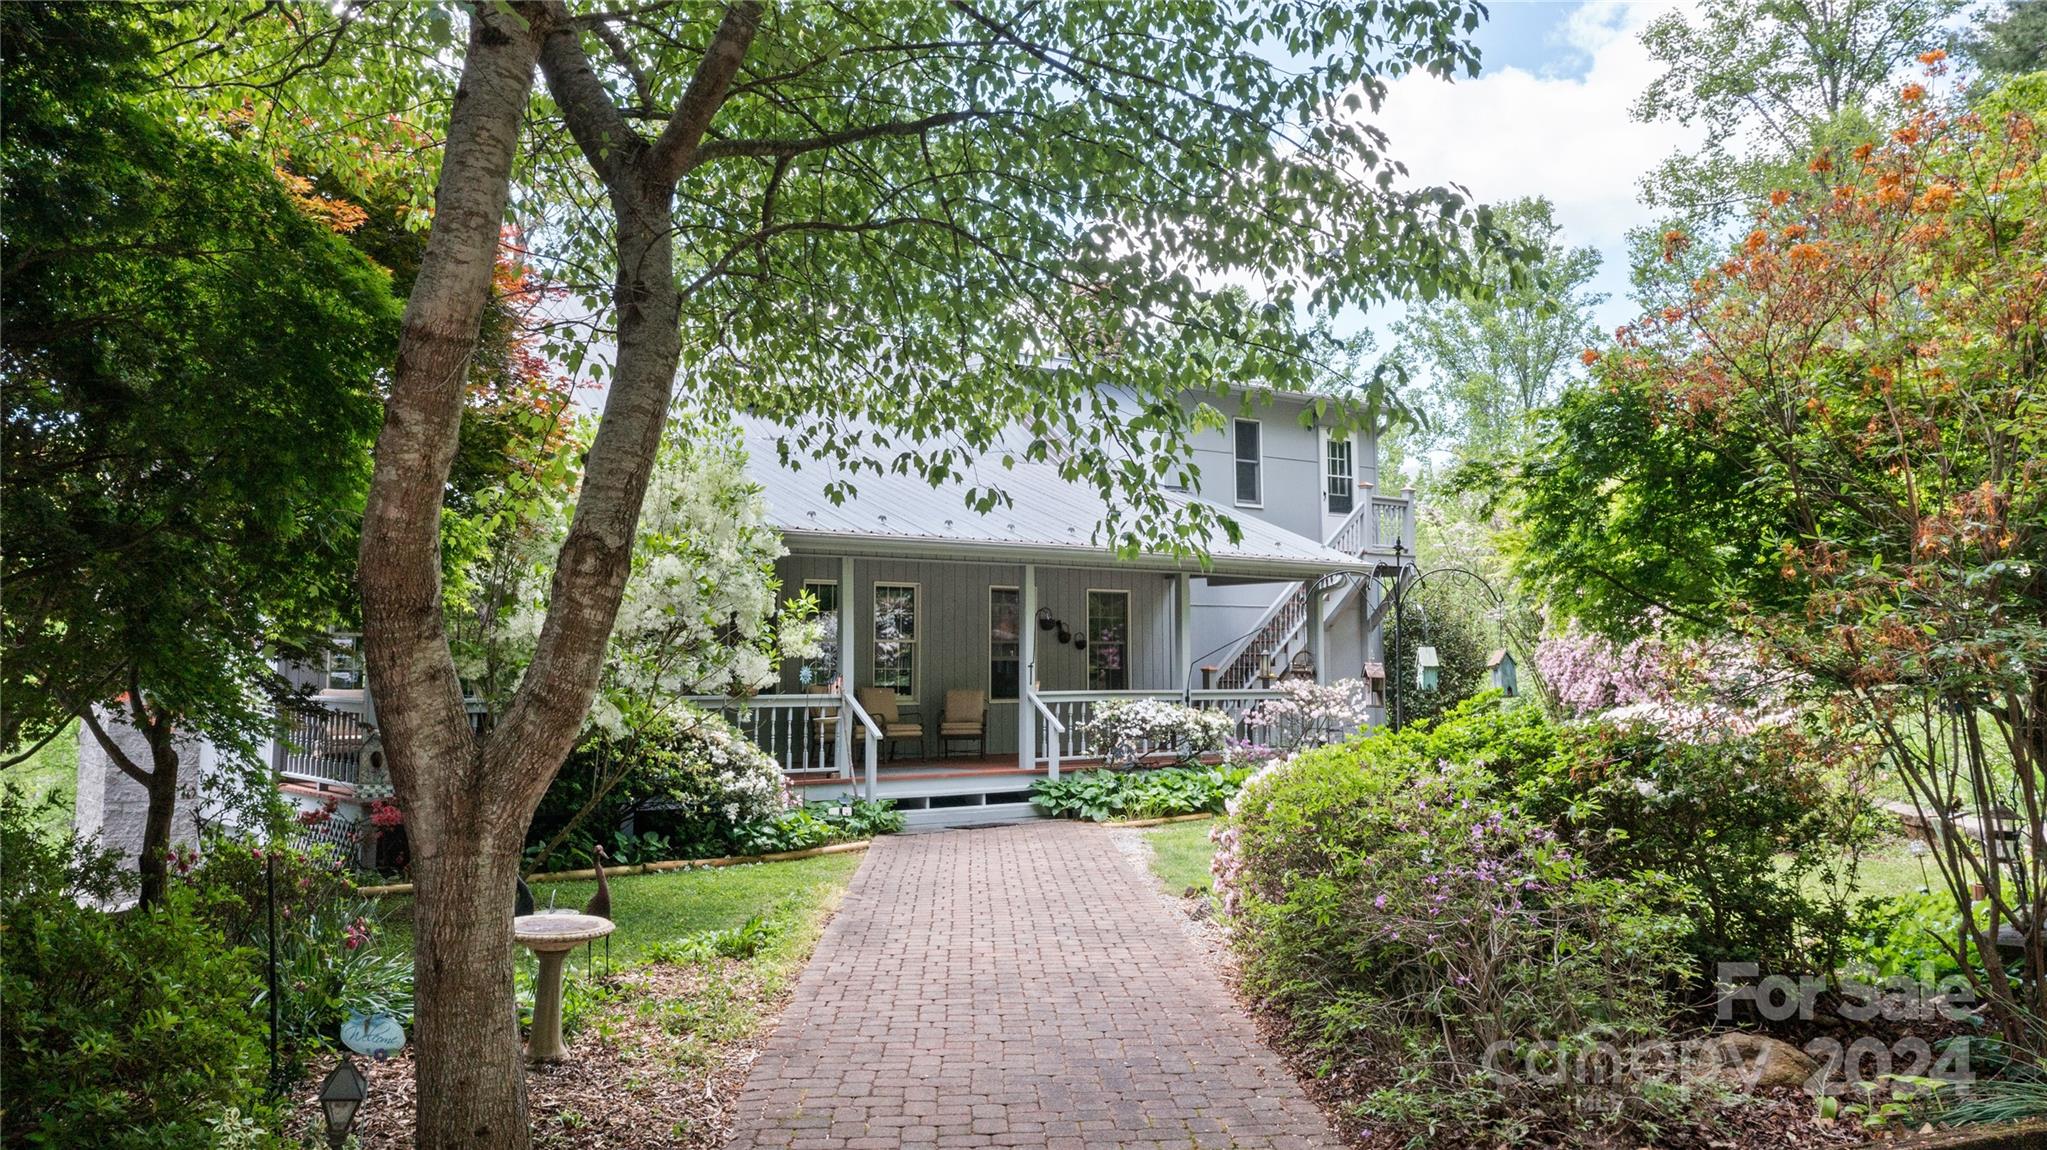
top-left (104, 384), bottom-right (1414, 848)
top-left (703, 386), bottom-right (1413, 826)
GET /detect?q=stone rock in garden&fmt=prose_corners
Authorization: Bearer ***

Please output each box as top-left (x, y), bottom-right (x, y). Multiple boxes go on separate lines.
top-left (1702, 1033), bottom-right (1818, 1092)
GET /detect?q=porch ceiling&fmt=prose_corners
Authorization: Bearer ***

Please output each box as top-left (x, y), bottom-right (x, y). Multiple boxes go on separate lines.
top-left (740, 417), bottom-right (1368, 580)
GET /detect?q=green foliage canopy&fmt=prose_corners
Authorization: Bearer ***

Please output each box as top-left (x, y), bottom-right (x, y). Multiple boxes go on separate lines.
top-left (0, 4), bottom-right (398, 807)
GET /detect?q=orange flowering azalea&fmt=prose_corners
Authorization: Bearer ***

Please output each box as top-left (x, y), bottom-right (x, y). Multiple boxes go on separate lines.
top-left (1580, 348), bottom-right (1601, 367)
top-left (1901, 83), bottom-right (1926, 104)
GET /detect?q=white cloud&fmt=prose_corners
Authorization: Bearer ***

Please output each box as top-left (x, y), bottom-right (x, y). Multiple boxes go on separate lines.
top-left (1359, 1), bottom-right (1702, 335)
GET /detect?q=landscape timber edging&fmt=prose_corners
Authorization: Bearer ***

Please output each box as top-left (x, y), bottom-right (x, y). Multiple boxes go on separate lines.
top-left (1101, 812), bottom-right (1217, 829)
top-left (357, 838), bottom-right (874, 897)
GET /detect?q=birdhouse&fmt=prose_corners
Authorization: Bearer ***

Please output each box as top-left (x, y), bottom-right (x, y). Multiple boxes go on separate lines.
top-left (1415, 646), bottom-right (1440, 691)
top-left (1488, 649), bottom-right (1518, 697)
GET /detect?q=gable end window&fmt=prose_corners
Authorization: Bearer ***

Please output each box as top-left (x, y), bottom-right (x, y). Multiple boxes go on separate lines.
top-left (1326, 435), bottom-right (1354, 515)
top-left (1233, 419), bottom-right (1262, 506)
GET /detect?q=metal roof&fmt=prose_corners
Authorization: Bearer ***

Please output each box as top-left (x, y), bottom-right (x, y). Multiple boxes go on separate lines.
top-left (738, 416), bottom-right (1366, 579)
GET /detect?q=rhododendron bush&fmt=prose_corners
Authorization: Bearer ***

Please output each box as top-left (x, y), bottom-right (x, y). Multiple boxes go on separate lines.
top-left (1212, 732), bottom-right (1691, 1143)
top-left (1240, 677), bottom-right (1377, 752)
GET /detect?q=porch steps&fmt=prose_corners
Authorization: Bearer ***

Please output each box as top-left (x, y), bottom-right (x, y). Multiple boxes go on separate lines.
top-left (795, 767), bottom-right (1048, 830)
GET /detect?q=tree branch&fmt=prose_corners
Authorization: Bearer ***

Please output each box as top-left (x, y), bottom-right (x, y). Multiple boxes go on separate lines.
top-left (648, 1), bottom-right (763, 185)
top-left (529, 1), bottom-right (645, 189)
top-left (79, 705), bottom-right (154, 790)
top-left (689, 109), bottom-right (987, 170)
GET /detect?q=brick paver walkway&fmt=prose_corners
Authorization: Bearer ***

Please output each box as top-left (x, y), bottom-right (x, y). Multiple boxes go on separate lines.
top-left (725, 822), bottom-right (1339, 1150)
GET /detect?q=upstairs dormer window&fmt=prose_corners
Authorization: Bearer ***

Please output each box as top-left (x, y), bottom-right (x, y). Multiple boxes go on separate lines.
top-left (1233, 418), bottom-right (1262, 507)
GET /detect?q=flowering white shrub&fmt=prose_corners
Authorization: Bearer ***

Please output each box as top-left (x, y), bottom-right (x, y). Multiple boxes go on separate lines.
top-left (449, 416), bottom-right (820, 735)
top-left (1241, 677), bottom-right (1375, 752)
top-left (1086, 698), bottom-right (1235, 765)
top-left (652, 706), bottom-right (791, 827)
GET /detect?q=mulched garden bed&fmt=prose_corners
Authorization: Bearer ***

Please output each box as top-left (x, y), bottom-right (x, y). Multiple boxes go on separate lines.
top-left (291, 955), bottom-right (792, 1148)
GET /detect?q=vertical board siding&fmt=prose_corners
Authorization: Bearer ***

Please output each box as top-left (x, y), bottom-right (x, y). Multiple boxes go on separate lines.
top-left (773, 556), bottom-right (1174, 755)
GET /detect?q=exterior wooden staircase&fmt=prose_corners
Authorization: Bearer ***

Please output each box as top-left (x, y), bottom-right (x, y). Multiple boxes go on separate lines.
top-left (1211, 489), bottom-right (1414, 689)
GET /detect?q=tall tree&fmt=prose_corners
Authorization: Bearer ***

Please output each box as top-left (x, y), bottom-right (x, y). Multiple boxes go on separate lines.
top-left (175, 3), bottom-right (1512, 1142)
top-left (1963, 0), bottom-right (2047, 77)
top-left (1633, 0), bottom-right (1962, 234)
top-left (1390, 196), bottom-right (1603, 464)
top-left (1564, 71), bottom-right (2047, 1048)
top-left (0, 3), bottom-right (398, 905)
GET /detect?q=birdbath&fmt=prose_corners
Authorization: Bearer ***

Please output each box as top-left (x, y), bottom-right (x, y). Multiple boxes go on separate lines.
top-left (512, 912), bottom-right (615, 1061)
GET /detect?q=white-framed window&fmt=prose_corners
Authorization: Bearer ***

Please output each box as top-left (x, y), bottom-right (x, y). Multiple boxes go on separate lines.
top-left (989, 585), bottom-right (1020, 700)
top-left (872, 582), bottom-right (919, 697)
top-left (1233, 418), bottom-right (1262, 506)
top-left (1326, 434), bottom-right (1354, 515)
top-left (799, 579), bottom-right (839, 686)
top-left (325, 634), bottom-right (363, 691)
top-left (1086, 589), bottom-right (1130, 691)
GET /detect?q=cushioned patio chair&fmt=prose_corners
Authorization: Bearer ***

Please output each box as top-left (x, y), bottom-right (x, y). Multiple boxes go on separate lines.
top-left (855, 686), bottom-right (925, 762)
top-left (939, 689), bottom-right (988, 758)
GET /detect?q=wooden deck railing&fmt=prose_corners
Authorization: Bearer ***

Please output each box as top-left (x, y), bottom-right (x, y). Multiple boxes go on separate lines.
top-left (683, 693), bottom-right (847, 777)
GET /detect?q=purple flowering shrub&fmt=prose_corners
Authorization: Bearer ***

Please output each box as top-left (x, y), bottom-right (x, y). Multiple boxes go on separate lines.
top-left (1213, 738), bottom-right (1693, 1142)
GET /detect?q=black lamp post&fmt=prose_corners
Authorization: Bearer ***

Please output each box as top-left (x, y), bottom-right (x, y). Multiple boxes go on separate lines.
top-left (319, 1056), bottom-right (368, 1149)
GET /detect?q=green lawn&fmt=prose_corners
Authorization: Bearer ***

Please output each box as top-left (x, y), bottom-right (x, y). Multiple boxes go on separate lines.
top-left (1145, 818), bottom-right (1217, 895)
top-left (373, 850), bottom-right (865, 964)
top-left (4, 723), bottom-right (78, 840)
top-left (1137, 814), bottom-right (1938, 911)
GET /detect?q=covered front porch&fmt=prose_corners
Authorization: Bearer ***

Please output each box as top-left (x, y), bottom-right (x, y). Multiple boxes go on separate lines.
top-left (687, 543), bottom-right (1379, 824)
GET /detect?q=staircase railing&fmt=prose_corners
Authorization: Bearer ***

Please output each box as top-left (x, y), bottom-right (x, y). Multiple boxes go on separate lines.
top-left (1212, 497), bottom-right (1394, 689)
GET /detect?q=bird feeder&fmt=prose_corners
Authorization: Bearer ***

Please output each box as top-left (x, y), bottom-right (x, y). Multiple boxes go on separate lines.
top-left (1415, 646), bottom-right (1440, 691)
top-left (1487, 649), bottom-right (1518, 697)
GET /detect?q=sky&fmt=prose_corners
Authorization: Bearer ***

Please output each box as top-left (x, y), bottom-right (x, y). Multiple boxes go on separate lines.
top-left (1355, 0), bottom-right (1702, 347)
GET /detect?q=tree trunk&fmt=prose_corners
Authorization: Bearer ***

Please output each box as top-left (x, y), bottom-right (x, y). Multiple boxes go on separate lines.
top-left (357, 5), bottom-right (759, 1144)
top-left (357, 7), bottom-right (542, 1147)
top-left (135, 734), bottom-right (180, 908)
top-left (407, 809), bottom-right (529, 1148)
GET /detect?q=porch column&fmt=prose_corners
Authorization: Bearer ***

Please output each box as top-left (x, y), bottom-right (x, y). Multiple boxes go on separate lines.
top-left (1176, 571), bottom-right (1193, 696)
top-left (1018, 564), bottom-right (1037, 772)
top-left (837, 555), bottom-right (855, 778)
top-left (1308, 580), bottom-right (1328, 685)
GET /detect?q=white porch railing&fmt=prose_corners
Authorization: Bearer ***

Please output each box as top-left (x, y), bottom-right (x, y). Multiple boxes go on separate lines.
top-left (1031, 689), bottom-right (1182, 763)
top-left (1027, 690), bottom-right (1066, 781)
top-left (275, 693), bottom-right (488, 788)
top-left (844, 692), bottom-right (882, 801)
top-left (688, 692), bottom-right (884, 800)
top-left (1026, 688), bottom-right (1351, 768)
top-left (684, 693), bottom-right (845, 777)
